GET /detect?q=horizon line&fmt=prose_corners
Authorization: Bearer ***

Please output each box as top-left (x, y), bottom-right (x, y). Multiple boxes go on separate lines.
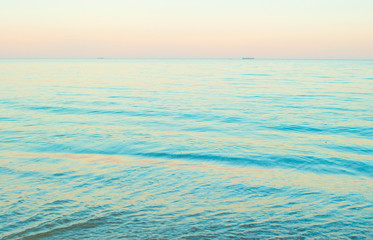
top-left (0, 57), bottom-right (372, 60)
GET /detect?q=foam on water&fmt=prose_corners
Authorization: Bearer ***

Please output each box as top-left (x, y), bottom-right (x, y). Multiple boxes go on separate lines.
top-left (0, 59), bottom-right (372, 239)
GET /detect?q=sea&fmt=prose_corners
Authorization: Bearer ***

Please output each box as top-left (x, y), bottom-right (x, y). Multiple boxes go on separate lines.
top-left (0, 59), bottom-right (372, 239)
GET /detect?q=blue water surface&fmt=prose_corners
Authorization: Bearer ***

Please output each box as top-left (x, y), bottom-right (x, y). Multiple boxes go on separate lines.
top-left (0, 59), bottom-right (372, 239)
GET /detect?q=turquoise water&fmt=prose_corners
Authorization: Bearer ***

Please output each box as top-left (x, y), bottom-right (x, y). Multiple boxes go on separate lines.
top-left (0, 59), bottom-right (372, 239)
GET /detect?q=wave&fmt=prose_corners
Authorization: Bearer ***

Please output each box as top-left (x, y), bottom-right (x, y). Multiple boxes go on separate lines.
top-left (266, 124), bottom-right (373, 137)
top-left (2, 213), bottom-right (109, 240)
top-left (135, 152), bottom-right (373, 178)
top-left (241, 73), bottom-right (271, 76)
top-left (32, 144), bottom-right (373, 178)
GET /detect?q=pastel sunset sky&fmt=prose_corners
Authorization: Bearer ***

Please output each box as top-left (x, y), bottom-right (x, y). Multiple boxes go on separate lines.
top-left (1, 0), bottom-right (372, 59)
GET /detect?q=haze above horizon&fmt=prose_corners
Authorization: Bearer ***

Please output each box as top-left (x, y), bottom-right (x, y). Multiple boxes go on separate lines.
top-left (1, 0), bottom-right (373, 59)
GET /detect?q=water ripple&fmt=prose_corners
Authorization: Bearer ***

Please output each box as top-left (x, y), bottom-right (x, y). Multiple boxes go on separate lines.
top-left (1, 59), bottom-right (372, 239)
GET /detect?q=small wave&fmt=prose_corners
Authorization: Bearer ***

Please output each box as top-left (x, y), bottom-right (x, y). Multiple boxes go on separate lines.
top-left (242, 73), bottom-right (271, 76)
top-left (183, 126), bottom-right (220, 132)
top-left (18, 104), bottom-right (172, 118)
top-left (0, 116), bottom-right (17, 122)
top-left (314, 75), bottom-right (332, 78)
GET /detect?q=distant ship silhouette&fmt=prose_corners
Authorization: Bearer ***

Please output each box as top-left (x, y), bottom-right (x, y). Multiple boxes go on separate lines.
top-left (242, 57), bottom-right (254, 59)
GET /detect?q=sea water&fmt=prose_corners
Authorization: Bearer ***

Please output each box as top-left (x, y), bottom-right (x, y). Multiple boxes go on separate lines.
top-left (0, 59), bottom-right (372, 239)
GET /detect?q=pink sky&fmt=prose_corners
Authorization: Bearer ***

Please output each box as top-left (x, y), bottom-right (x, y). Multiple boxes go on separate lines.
top-left (1, 0), bottom-right (373, 59)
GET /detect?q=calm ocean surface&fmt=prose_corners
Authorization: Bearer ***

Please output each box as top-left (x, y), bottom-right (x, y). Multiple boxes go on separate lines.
top-left (0, 59), bottom-right (372, 239)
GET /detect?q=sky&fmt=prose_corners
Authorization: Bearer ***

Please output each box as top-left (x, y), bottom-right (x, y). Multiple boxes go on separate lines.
top-left (1, 0), bottom-right (373, 59)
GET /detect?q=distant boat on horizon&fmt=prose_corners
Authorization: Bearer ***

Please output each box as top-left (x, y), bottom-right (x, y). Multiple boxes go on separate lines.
top-left (242, 57), bottom-right (254, 59)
